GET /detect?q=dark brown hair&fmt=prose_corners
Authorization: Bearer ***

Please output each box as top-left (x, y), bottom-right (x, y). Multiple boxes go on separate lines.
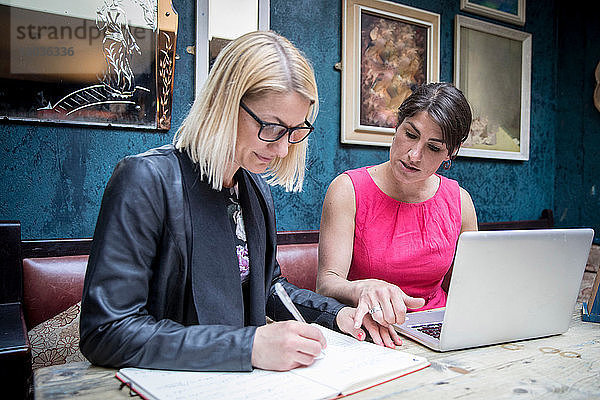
top-left (397, 83), bottom-right (472, 158)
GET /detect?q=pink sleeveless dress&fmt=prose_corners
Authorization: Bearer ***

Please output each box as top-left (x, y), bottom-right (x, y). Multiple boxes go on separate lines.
top-left (346, 166), bottom-right (462, 310)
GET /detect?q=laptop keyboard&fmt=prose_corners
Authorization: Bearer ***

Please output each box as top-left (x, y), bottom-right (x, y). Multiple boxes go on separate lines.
top-left (412, 322), bottom-right (443, 339)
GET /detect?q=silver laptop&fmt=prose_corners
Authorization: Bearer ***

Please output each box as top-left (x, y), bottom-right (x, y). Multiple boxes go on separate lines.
top-left (394, 228), bottom-right (594, 351)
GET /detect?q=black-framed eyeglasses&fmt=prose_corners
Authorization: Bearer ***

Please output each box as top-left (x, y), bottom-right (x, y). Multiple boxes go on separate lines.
top-left (240, 101), bottom-right (314, 144)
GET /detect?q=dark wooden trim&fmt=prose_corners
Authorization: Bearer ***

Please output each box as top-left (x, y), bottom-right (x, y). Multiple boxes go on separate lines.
top-left (19, 233), bottom-right (318, 257)
top-left (21, 238), bottom-right (92, 259)
top-left (0, 221), bottom-right (23, 303)
top-left (276, 230), bottom-right (320, 245)
top-left (18, 232), bottom-right (319, 258)
top-left (479, 209), bottom-right (554, 231)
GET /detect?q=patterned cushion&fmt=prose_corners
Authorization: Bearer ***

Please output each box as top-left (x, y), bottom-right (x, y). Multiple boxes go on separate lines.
top-left (27, 302), bottom-right (86, 369)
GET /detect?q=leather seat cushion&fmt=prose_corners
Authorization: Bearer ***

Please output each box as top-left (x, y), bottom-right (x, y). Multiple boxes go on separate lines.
top-left (21, 243), bottom-right (320, 327)
top-left (22, 256), bottom-right (88, 328)
top-left (276, 243), bottom-right (318, 291)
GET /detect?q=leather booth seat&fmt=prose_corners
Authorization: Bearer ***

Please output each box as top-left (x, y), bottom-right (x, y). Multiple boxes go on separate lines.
top-left (22, 256), bottom-right (87, 329)
top-left (276, 242), bottom-right (319, 291)
top-left (21, 244), bottom-right (319, 330)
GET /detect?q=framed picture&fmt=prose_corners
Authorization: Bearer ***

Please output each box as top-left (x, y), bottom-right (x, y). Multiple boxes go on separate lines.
top-left (460, 0), bottom-right (525, 26)
top-left (454, 15), bottom-right (531, 160)
top-left (341, 0), bottom-right (439, 146)
top-left (195, 0), bottom-right (270, 93)
top-left (0, 0), bottom-right (178, 130)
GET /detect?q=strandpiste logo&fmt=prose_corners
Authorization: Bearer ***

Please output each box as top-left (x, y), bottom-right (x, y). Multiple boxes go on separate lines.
top-left (14, 19), bottom-right (102, 46)
top-left (9, 5), bottom-right (152, 77)
top-left (13, 19), bottom-right (149, 47)
top-left (7, 0), bottom-right (157, 121)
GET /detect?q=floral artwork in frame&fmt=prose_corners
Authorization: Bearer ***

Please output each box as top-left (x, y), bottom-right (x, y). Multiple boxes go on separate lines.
top-left (460, 0), bottom-right (525, 26)
top-left (341, 0), bottom-right (439, 146)
top-left (454, 15), bottom-right (531, 160)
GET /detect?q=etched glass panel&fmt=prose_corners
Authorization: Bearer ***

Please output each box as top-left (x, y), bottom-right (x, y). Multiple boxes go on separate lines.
top-left (0, 0), bottom-right (177, 129)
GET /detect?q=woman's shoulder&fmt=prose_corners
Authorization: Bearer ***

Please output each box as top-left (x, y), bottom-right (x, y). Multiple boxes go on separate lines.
top-left (438, 173), bottom-right (459, 186)
top-left (437, 174), bottom-right (461, 194)
top-left (111, 145), bottom-right (181, 187)
top-left (341, 165), bottom-right (379, 188)
top-left (125, 144), bottom-right (179, 166)
top-left (429, 174), bottom-right (462, 211)
top-left (342, 165), bottom-right (368, 178)
top-left (325, 166), bottom-right (378, 209)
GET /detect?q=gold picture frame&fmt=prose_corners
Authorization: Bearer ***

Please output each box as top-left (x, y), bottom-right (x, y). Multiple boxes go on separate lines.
top-left (341, 0), bottom-right (439, 147)
top-left (454, 15), bottom-right (531, 160)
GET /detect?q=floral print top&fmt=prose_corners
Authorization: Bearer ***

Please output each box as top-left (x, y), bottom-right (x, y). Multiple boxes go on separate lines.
top-left (227, 184), bottom-right (249, 283)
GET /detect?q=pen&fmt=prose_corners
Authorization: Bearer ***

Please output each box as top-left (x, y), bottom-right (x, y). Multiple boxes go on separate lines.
top-left (274, 282), bottom-right (307, 323)
top-left (274, 282), bottom-right (326, 357)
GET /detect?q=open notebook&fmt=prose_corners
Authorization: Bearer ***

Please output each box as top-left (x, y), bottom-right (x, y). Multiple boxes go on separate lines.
top-left (116, 325), bottom-right (429, 400)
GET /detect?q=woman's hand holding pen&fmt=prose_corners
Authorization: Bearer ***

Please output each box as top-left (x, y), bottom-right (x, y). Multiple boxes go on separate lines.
top-left (252, 321), bottom-right (326, 371)
top-left (350, 279), bottom-right (425, 347)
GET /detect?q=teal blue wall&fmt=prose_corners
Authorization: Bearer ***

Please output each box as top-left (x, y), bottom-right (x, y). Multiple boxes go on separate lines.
top-left (555, 1), bottom-right (600, 239)
top-left (270, 0), bottom-right (557, 231)
top-left (0, 0), bottom-right (595, 240)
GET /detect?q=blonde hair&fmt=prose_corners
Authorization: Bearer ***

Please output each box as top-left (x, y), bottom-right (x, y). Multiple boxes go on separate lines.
top-left (173, 31), bottom-right (319, 192)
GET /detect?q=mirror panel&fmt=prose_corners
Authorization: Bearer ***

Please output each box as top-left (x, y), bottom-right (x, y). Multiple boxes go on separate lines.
top-left (0, 0), bottom-right (178, 130)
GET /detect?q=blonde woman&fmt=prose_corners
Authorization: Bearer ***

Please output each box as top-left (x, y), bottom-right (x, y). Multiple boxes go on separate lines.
top-left (80, 31), bottom-right (368, 372)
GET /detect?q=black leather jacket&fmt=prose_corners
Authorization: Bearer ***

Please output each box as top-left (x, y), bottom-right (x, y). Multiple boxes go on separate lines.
top-left (79, 145), bottom-right (345, 371)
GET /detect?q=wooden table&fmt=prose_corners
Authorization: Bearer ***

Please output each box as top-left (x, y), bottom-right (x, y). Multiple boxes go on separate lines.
top-left (34, 310), bottom-right (600, 399)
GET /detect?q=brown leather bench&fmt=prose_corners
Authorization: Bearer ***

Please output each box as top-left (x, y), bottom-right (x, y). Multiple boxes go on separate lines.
top-left (22, 256), bottom-right (88, 329)
top-left (19, 236), bottom-right (320, 332)
top-left (18, 231), bottom-right (321, 331)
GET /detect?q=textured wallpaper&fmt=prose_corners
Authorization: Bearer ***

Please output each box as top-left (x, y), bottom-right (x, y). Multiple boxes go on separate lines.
top-left (270, 0), bottom-right (556, 231)
top-left (555, 1), bottom-right (600, 241)
top-left (1, 0), bottom-right (594, 240)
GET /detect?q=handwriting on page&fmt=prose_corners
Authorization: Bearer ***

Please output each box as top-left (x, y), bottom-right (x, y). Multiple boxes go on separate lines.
top-left (292, 325), bottom-right (421, 391)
